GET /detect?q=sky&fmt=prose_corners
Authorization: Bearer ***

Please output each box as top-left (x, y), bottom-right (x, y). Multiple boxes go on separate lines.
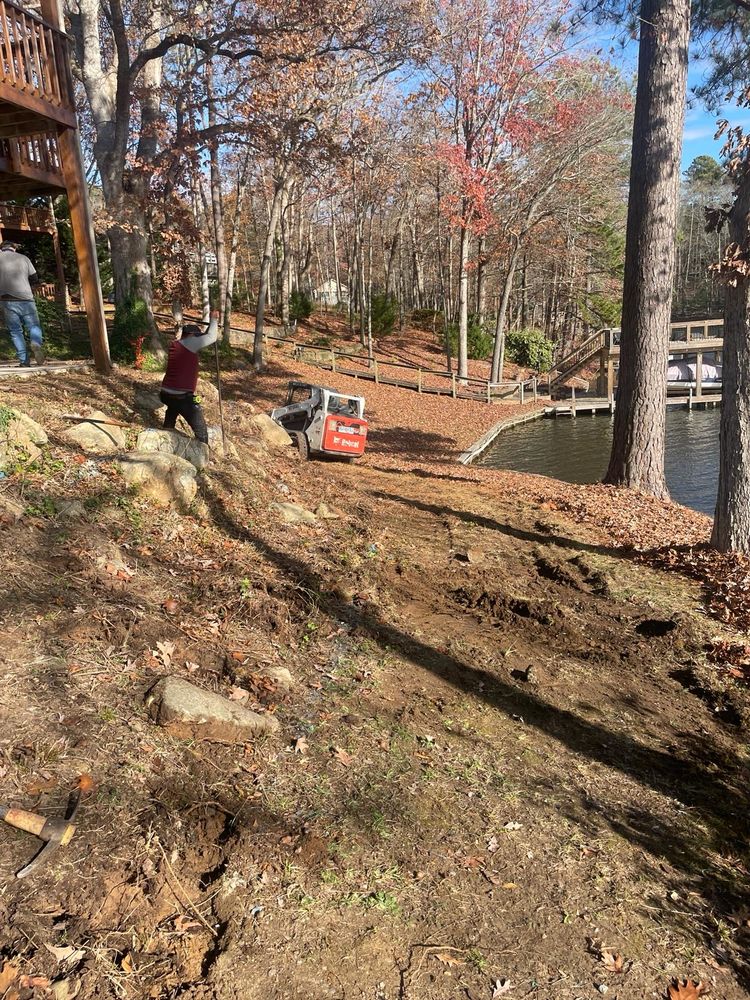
top-left (581, 24), bottom-right (743, 172)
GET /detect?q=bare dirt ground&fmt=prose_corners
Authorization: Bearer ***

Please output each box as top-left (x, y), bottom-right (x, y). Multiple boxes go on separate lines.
top-left (0, 364), bottom-right (748, 1000)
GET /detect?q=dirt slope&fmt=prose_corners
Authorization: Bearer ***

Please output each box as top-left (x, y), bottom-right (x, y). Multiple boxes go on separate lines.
top-left (0, 368), bottom-right (748, 1000)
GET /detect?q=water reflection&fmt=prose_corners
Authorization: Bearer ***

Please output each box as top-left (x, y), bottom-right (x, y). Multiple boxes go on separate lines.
top-left (479, 409), bottom-right (720, 515)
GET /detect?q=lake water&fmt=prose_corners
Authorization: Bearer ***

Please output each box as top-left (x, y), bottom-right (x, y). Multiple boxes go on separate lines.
top-left (479, 408), bottom-right (720, 516)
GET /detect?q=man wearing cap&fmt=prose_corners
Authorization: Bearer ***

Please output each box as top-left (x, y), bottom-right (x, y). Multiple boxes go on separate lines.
top-left (160, 310), bottom-right (219, 443)
top-left (0, 241), bottom-right (45, 367)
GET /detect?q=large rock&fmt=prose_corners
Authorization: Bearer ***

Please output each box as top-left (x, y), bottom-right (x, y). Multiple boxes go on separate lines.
top-left (0, 407), bottom-right (47, 469)
top-left (63, 410), bottom-right (127, 455)
top-left (207, 426), bottom-right (239, 461)
top-left (248, 413), bottom-right (292, 450)
top-left (145, 676), bottom-right (279, 742)
top-left (116, 452), bottom-right (198, 508)
top-left (134, 385), bottom-right (164, 414)
top-left (136, 428), bottom-right (210, 471)
top-left (271, 502), bottom-right (317, 525)
top-left (196, 378), bottom-right (220, 404)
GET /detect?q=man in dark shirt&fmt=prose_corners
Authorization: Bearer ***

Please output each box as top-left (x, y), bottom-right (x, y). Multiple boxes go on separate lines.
top-left (160, 311), bottom-right (219, 443)
top-left (0, 242), bottom-right (45, 367)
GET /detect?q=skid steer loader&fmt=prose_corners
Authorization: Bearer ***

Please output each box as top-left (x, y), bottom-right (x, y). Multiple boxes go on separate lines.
top-left (270, 381), bottom-right (368, 462)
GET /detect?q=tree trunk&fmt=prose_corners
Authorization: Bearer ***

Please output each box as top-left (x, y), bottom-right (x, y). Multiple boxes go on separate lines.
top-left (491, 243), bottom-right (520, 383)
top-left (253, 174), bottom-right (286, 368)
top-left (224, 154), bottom-right (251, 340)
top-left (457, 211), bottom-right (470, 379)
top-left (604, 0), bottom-right (690, 496)
top-left (476, 235), bottom-right (487, 326)
top-left (712, 171), bottom-right (750, 553)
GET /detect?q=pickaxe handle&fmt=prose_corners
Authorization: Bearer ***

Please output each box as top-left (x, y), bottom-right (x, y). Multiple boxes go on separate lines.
top-left (0, 806), bottom-right (75, 845)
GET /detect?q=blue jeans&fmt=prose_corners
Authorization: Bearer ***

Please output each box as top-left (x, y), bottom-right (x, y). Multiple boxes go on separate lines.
top-left (4, 299), bottom-right (43, 364)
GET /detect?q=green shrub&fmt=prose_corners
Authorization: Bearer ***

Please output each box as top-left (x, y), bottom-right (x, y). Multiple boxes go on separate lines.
top-left (504, 327), bottom-right (554, 371)
top-left (290, 289), bottom-right (313, 323)
top-left (411, 308), bottom-right (444, 332)
top-left (446, 315), bottom-right (494, 360)
top-left (371, 294), bottom-right (398, 336)
top-left (110, 296), bottom-right (151, 365)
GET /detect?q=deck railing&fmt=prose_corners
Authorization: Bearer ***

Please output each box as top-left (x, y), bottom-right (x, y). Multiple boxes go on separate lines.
top-left (0, 0), bottom-right (73, 111)
top-left (0, 131), bottom-right (62, 176)
top-left (0, 199), bottom-right (53, 230)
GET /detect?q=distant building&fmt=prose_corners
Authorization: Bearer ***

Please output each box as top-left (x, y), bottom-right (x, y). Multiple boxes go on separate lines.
top-left (314, 278), bottom-right (348, 307)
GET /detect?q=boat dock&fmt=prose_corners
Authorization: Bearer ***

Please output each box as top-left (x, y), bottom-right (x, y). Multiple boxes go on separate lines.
top-left (545, 392), bottom-right (722, 417)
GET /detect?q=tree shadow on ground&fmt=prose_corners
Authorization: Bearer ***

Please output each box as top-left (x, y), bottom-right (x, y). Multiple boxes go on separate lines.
top-left (370, 489), bottom-right (622, 557)
top-left (200, 474), bottom-right (750, 989)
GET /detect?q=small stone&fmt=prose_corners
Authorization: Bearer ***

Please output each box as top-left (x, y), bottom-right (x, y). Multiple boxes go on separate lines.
top-left (63, 411), bottom-right (127, 455)
top-left (454, 548), bottom-right (482, 564)
top-left (271, 502), bottom-right (317, 525)
top-left (0, 495), bottom-right (24, 525)
top-left (56, 499), bottom-right (86, 521)
top-left (260, 666), bottom-right (293, 692)
top-left (145, 675), bottom-right (279, 742)
top-left (248, 413), bottom-right (293, 450)
top-left (136, 428), bottom-right (210, 471)
top-left (116, 452), bottom-right (198, 509)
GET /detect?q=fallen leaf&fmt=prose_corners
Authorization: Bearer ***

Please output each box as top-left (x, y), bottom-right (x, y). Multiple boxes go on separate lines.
top-left (120, 954), bottom-right (134, 975)
top-left (432, 952), bottom-right (465, 967)
top-left (162, 598), bottom-right (179, 614)
top-left (0, 961), bottom-right (18, 992)
top-left (19, 975), bottom-right (51, 989)
top-left (332, 747), bottom-right (353, 766)
top-left (292, 736), bottom-right (308, 755)
top-left (493, 979), bottom-right (513, 997)
top-left (601, 951), bottom-right (624, 974)
top-left (45, 945), bottom-right (85, 965)
top-left (154, 641), bottom-right (176, 667)
top-left (460, 855), bottom-right (483, 868)
top-left (228, 686), bottom-right (250, 702)
top-left (77, 773), bottom-right (95, 794)
top-left (503, 821), bottom-right (522, 831)
top-left (667, 980), bottom-right (708, 1000)
top-left (487, 835), bottom-right (499, 852)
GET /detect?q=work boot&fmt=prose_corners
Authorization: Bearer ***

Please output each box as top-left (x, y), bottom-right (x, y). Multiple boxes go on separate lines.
top-left (32, 344), bottom-right (45, 366)
top-left (19, 358), bottom-right (30, 367)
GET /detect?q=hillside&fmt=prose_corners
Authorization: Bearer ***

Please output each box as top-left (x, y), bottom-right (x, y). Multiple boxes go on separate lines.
top-left (0, 364), bottom-right (748, 1000)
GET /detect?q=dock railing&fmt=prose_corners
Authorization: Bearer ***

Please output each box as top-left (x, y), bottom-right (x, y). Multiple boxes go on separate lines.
top-left (0, 0), bottom-right (74, 113)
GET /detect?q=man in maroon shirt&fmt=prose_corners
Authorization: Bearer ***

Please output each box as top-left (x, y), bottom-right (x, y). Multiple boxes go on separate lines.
top-left (160, 311), bottom-right (219, 443)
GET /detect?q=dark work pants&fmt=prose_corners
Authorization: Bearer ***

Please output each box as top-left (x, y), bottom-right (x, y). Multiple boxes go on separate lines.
top-left (160, 390), bottom-right (208, 443)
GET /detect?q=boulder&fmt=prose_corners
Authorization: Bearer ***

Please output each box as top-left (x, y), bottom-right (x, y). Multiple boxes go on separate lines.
top-left (271, 502), bottom-right (317, 525)
top-left (248, 413), bottom-right (292, 450)
top-left (63, 411), bottom-right (127, 455)
top-left (196, 378), bottom-right (220, 404)
top-left (145, 676), bottom-right (279, 742)
top-left (134, 385), bottom-right (164, 414)
top-left (261, 665), bottom-right (293, 692)
top-left (0, 407), bottom-right (47, 469)
top-left (116, 452), bottom-right (198, 508)
top-left (207, 426), bottom-right (239, 461)
top-left (136, 428), bottom-right (210, 471)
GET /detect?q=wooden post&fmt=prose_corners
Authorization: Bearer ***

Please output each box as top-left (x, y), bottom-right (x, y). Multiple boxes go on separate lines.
top-left (607, 358), bottom-right (615, 402)
top-left (418, 368), bottom-right (423, 393)
top-left (57, 129), bottom-right (110, 372)
top-left (520, 381), bottom-right (525, 404)
top-left (695, 351), bottom-right (703, 399)
top-left (451, 372), bottom-right (457, 398)
top-left (486, 380), bottom-right (491, 404)
top-left (571, 385), bottom-right (576, 417)
top-left (38, 0), bottom-right (109, 371)
top-left (374, 359), bottom-right (379, 384)
top-left (533, 377), bottom-right (538, 402)
top-left (331, 348), bottom-right (336, 373)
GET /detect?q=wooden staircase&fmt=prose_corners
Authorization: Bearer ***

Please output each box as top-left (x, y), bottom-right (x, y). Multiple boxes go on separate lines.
top-left (549, 330), bottom-right (606, 394)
